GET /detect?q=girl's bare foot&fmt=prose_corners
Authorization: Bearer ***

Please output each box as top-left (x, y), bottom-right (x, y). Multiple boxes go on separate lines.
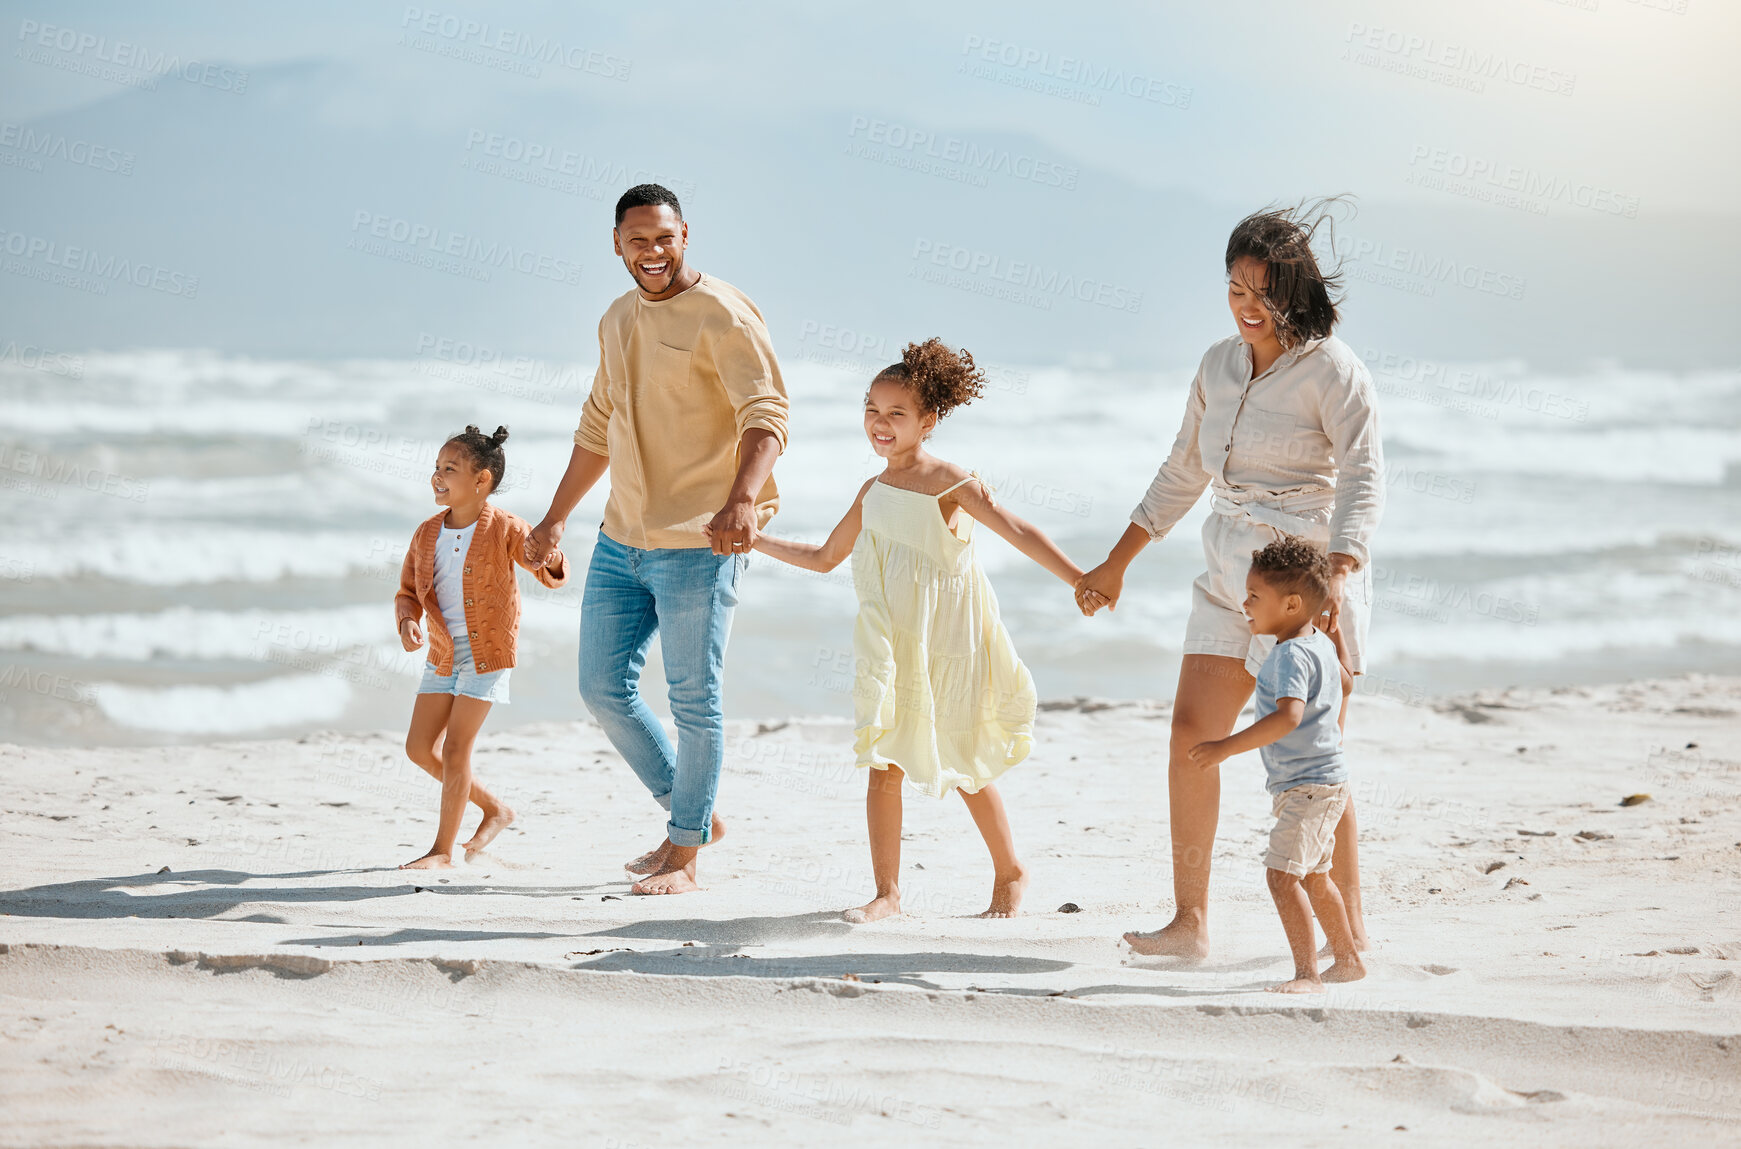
top-left (978, 865), bottom-right (1028, 918)
top-left (842, 894), bottom-right (901, 924)
top-left (625, 814), bottom-right (726, 874)
top-left (400, 852), bottom-right (453, 870)
top-left (462, 805), bottom-right (516, 859)
top-left (1124, 913), bottom-right (1210, 959)
top-left (1318, 931), bottom-right (1372, 957)
top-left (1321, 956), bottom-right (1367, 983)
top-left (1269, 976), bottom-right (1325, 994)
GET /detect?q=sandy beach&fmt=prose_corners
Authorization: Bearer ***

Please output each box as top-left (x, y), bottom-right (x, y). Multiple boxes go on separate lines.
top-left (3, 675), bottom-right (1740, 1146)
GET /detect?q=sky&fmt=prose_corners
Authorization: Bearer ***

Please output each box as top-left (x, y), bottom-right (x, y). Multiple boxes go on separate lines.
top-left (2, 0), bottom-right (1735, 368)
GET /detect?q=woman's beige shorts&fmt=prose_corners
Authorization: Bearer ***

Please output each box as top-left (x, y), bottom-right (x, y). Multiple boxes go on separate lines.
top-left (1265, 782), bottom-right (1350, 877)
top-left (1182, 509), bottom-right (1372, 676)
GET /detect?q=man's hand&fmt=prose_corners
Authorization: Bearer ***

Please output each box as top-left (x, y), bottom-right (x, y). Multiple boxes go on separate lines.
top-left (398, 618), bottom-right (424, 653)
top-left (1187, 739), bottom-right (1229, 769)
top-left (1075, 561), bottom-right (1125, 617)
top-left (707, 496), bottom-right (757, 556)
top-left (524, 519), bottom-right (565, 567)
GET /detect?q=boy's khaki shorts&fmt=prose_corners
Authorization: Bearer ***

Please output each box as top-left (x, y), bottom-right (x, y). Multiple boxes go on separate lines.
top-left (1265, 782), bottom-right (1350, 877)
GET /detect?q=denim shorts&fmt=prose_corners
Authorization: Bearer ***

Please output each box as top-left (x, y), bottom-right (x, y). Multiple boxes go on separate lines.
top-left (417, 632), bottom-right (511, 704)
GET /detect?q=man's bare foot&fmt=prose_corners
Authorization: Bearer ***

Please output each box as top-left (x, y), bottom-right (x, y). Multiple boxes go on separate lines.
top-left (631, 861), bottom-right (699, 895)
top-left (842, 894), bottom-right (901, 924)
top-left (625, 813), bottom-right (726, 874)
top-left (1269, 976), bottom-right (1325, 994)
top-left (462, 806), bottom-right (516, 859)
top-left (1124, 915), bottom-right (1210, 959)
top-left (1321, 956), bottom-right (1367, 983)
top-left (400, 852), bottom-right (453, 870)
top-left (978, 865), bottom-right (1029, 918)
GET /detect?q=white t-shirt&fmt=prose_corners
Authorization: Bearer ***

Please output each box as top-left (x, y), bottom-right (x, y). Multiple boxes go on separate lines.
top-left (433, 522), bottom-right (474, 637)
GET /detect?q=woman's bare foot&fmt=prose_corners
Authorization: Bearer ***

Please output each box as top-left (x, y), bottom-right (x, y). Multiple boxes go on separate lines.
top-left (400, 851), bottom-right (453, 870)
top-left (1124, 913), bottom-right (1210, 959)
top-left (1268, 976), bottom-right (1325, 994)
top-left (625, 813), bottom-right (726, 874)
top-left (1321, 956), bottom-right (1367, 983)
top-left (462, 805), bottom-right (516, 859)
top-left (631, 845), bottom-right (701, 895)
top-left (978, 865), bottom-right (1029, 918)
top-left (842, 894), bottom-right (901, 924)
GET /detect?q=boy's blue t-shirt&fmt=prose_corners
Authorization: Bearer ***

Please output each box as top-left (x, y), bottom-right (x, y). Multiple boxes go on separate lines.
top-left (1254, 627), bottom-right (1347, 795)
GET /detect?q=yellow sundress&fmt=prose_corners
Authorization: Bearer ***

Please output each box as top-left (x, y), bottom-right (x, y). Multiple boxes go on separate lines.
top-left (850, 474), bottom-right (1036, 797)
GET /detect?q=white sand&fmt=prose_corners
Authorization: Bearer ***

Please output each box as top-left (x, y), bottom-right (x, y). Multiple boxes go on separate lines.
top-left (3, 677), bottom-right (1740, 1146)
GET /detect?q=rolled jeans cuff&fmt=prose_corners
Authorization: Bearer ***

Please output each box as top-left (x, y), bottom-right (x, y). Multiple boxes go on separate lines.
top-left (666, 821), bottom-right (710, 847)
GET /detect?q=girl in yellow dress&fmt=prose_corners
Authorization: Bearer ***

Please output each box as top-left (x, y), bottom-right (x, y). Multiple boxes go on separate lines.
top-left (750, 339), bottom-right (1084, 920)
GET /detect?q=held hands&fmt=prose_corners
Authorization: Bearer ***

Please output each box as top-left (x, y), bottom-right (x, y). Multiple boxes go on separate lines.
top-left (398, 617), bottom-right (424, 653)
top-left (523, 519), bottom-right (564, 568)
top-left (1074, 561), bottom-right (1124, 617)
top-left (706, 497), bottom-right (758, 557)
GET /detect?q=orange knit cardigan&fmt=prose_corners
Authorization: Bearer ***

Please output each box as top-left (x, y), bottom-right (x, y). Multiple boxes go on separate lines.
top-left (394, 503), bottom-right (568, 676)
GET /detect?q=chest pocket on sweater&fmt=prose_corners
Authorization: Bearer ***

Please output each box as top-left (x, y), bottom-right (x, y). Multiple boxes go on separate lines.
top-left (649, 342), bottom-right (693, 394)
top-left (1231, 404), bottom-right (1300, 471)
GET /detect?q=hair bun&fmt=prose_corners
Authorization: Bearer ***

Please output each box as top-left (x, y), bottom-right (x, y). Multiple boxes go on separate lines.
top-left (489, 425), bottom-right (510, 446)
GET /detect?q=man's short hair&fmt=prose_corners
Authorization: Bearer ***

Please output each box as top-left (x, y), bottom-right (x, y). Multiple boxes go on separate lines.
top-left (1249, 534), bottom-right (1332, 608)
top-left (615, 183), bottom-right (682, 227)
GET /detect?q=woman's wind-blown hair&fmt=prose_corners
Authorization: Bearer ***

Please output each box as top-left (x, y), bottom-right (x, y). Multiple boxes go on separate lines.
top-left (1225, 197), bottom-right (1352, 349)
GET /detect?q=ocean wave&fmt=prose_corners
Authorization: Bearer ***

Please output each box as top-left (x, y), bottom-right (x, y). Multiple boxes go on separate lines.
top-left (91, 673), bottom-right (353, 734)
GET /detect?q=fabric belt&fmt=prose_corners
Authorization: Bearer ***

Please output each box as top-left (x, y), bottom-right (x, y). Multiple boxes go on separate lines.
top-left (1209, 484), bottom-right (1335, 543)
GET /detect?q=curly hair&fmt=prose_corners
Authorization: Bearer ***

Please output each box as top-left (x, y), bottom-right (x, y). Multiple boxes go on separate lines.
top-left (1249, 534), bottom-right (1332, 607)
top-left (446, 424), bottom-right (510, 492)
top-left (873, 337), bottom-right (986, 419)
top-left (1225, 197), bottom-right (1350, 348)
top-left (615, 183), bottom-right (681, 227)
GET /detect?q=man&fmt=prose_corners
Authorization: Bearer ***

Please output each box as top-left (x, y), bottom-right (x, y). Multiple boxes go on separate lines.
top-left (524, 183), bottom-right (787, 894)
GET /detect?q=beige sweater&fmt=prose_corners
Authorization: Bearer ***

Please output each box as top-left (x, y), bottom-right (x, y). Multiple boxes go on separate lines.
top-left (574, 275), bottom-right (789, 550)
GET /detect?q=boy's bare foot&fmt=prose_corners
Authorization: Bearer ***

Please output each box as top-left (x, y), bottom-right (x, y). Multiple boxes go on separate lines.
top-left (400, 852), bottom-right (453, 870)
top-left (462, 806), bottom-right (516, 859)
top-left (1124, 915), bottom-right (1210, 959)
top-left (625, 814), bottom-right (726, 874)
top-left (1269, 976), bottom-right (1325, 994)
top-left (978, 865), bottom-right (1028, 918)
top-left (1321, 956), bottom-right (1367, 983)
top-left (842, 894), bottom-right (901, 924)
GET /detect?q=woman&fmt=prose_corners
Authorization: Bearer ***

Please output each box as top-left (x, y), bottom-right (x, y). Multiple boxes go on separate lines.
top-left (1076, 201), bottom-right (1383, 959)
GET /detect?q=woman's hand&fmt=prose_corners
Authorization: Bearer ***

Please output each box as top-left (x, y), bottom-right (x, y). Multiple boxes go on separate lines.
top-left (1075, 562), bottom-right (1125, 617)
top-left (398, 617), bottom-right (424, 652)
top-left (1321, 552), bottom-right (1357, 639)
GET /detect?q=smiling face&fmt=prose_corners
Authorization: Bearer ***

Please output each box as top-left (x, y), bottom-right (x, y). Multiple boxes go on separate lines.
top-left (863, 376), bottom-right (937, 459)
top-left (614, 204), bottom-right (689, 298)
top-left (1228, 254), bottom-right (1285, 355)
top-left (430, 443), bottom-right (489, 507)
top-left (1242, 568), bottom-right (1308, 638)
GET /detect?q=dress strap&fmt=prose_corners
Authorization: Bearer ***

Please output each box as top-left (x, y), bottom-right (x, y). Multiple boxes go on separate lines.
top-left (937, 471), bottom-right (986, 499)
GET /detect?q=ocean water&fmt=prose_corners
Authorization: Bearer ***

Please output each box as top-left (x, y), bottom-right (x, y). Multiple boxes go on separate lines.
top-left (2, 346), bottom-right (1738, 745)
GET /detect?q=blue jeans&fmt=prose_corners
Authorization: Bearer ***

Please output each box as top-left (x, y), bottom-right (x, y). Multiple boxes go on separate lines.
top-left (577, 531), bottom-right (744, 847)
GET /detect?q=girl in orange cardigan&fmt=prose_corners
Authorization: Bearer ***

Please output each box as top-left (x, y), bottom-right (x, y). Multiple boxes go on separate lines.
top-left (394, 425), bottom-right (568, 869)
